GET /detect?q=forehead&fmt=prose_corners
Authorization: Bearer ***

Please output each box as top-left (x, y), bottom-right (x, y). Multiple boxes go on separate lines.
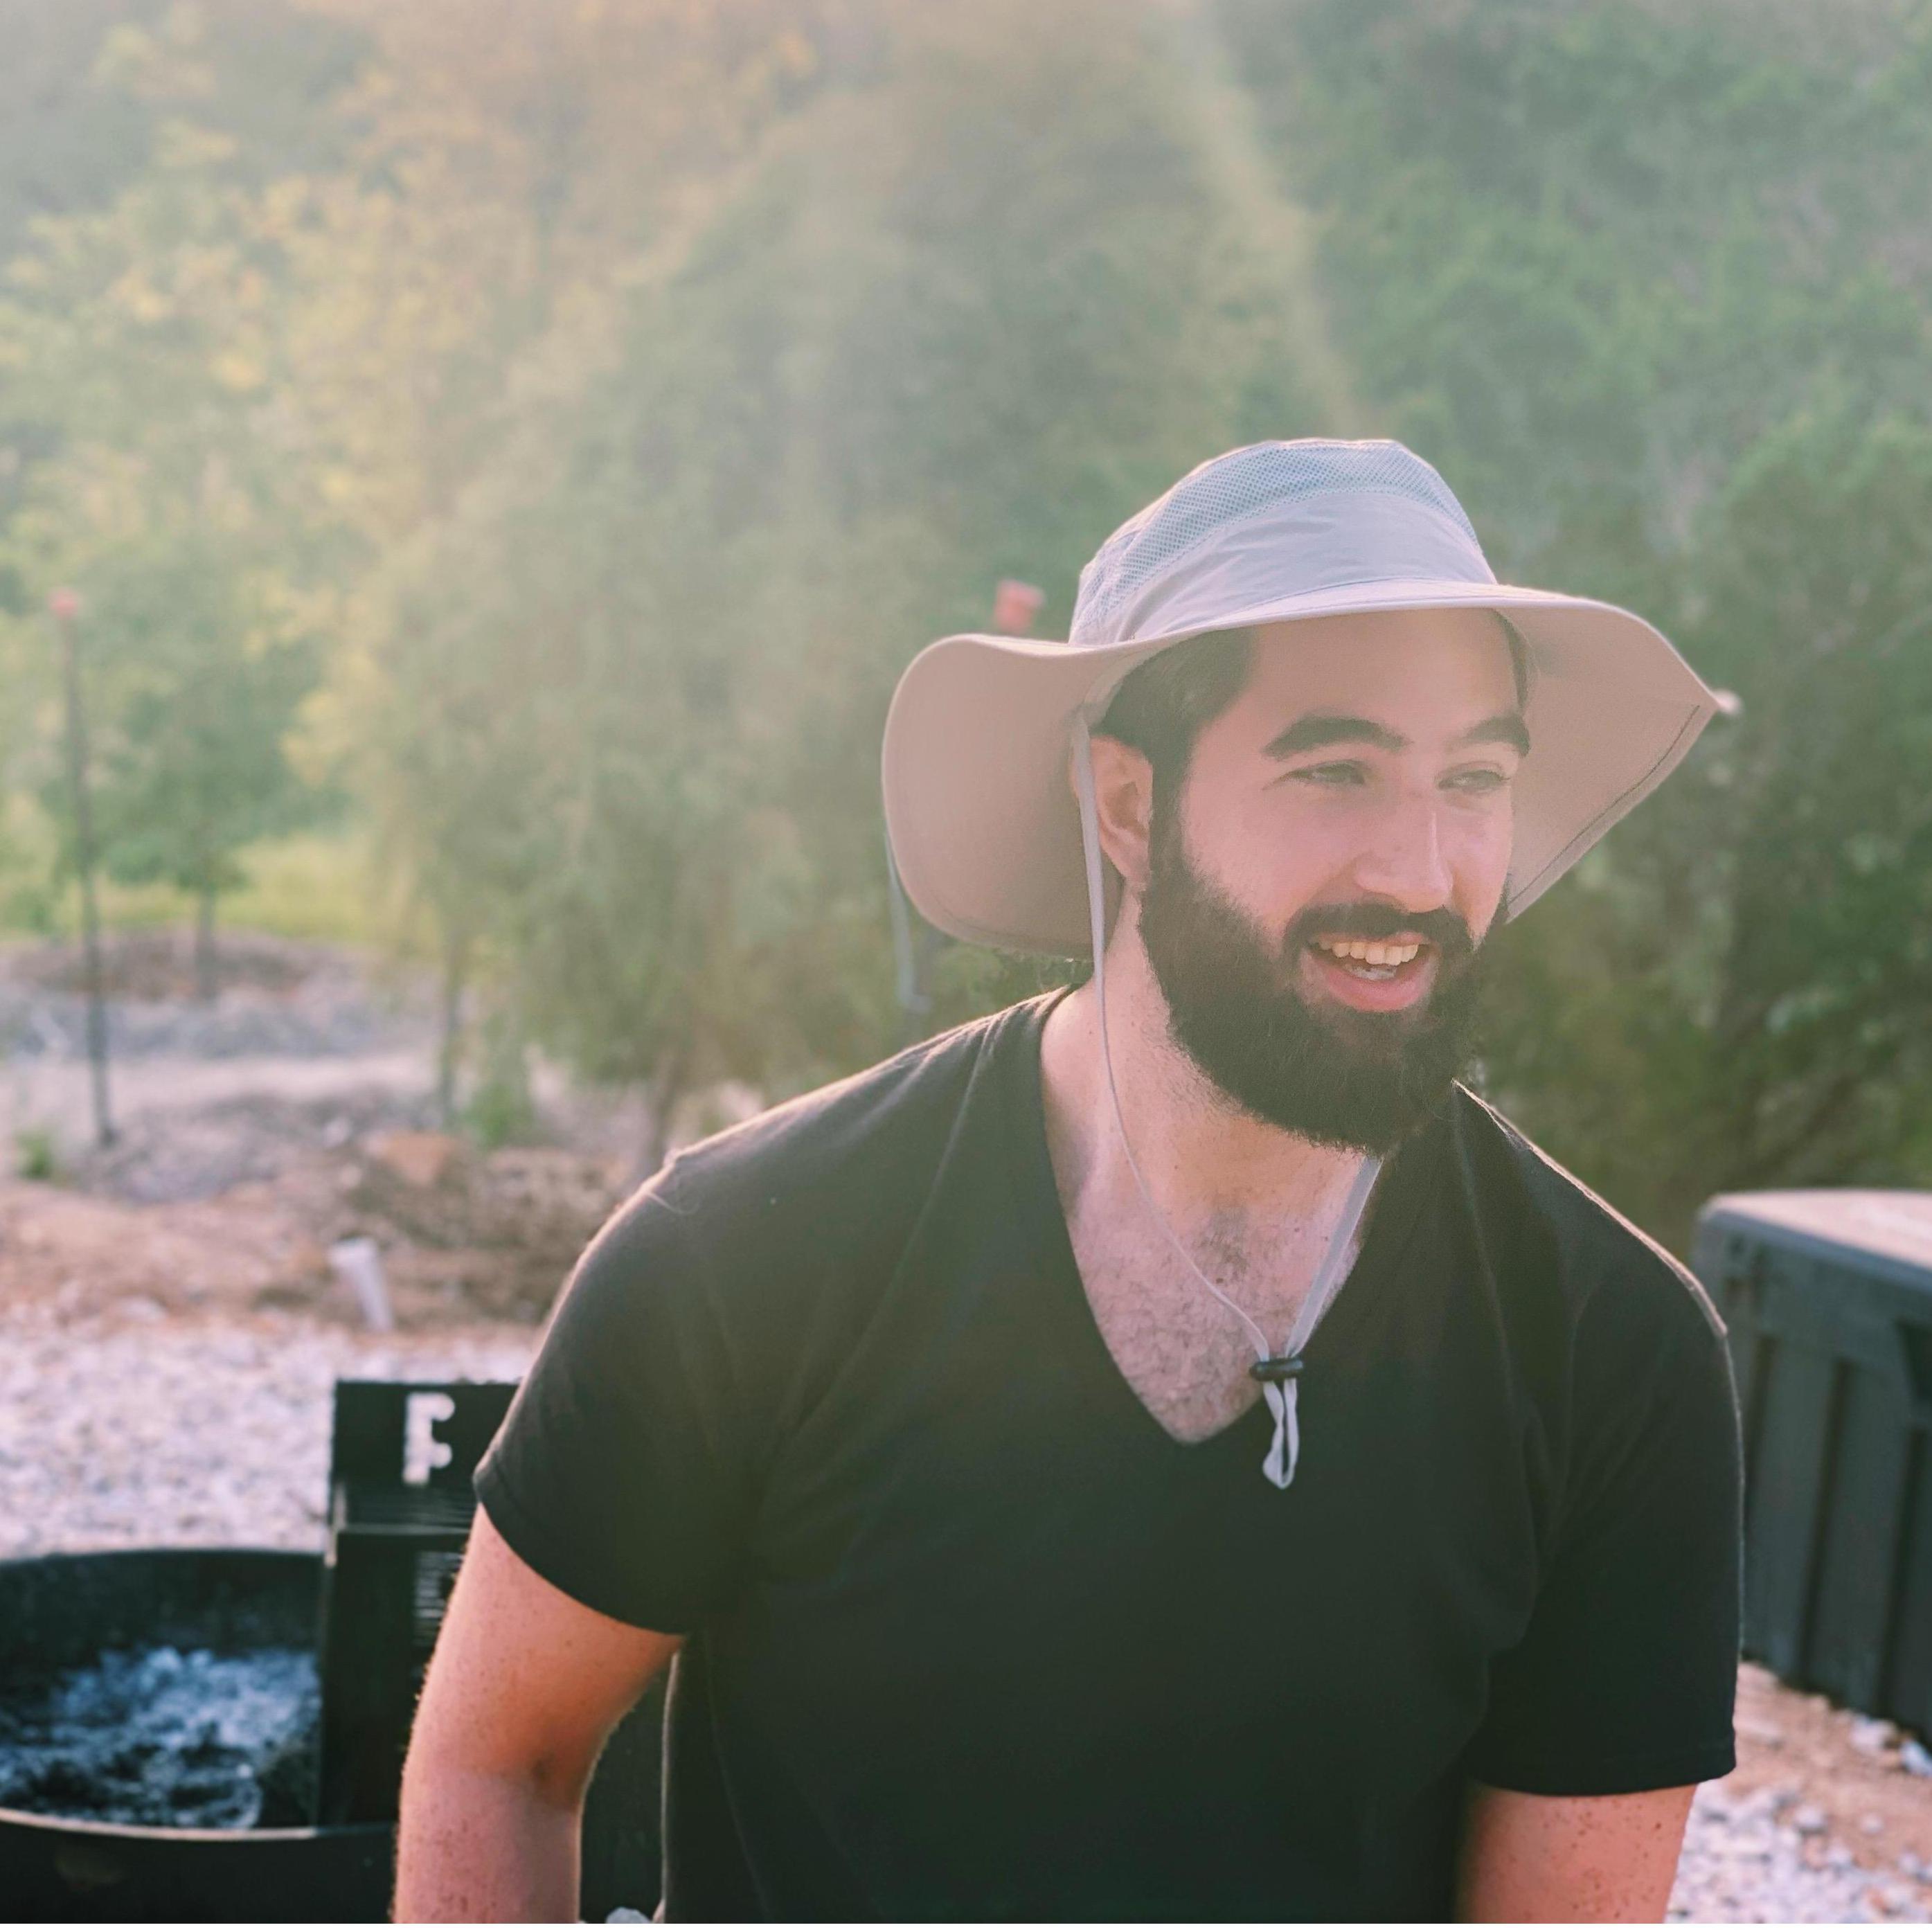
top-left (1236, 607), bottom-right (1518, 730)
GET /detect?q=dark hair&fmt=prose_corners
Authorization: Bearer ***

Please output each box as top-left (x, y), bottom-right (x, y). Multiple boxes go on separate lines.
top-left (1093, 627), bottom-right (1255, 817)
top-left (1093, 614), bottom-right (1532, 810)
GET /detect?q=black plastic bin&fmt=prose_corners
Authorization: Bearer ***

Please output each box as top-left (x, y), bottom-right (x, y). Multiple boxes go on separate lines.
top-left (1693, 1189), bottom-right (1932, 1733)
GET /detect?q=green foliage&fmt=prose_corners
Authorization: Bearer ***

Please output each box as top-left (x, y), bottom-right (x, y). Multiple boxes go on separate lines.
top-left (331, 0), bottom-right (1331, 1147)
top-left (2, 0), bottom-right (1930, 1244)
top-left (0, 43), bottom-right (334, 950)
top-left (1478, 407), bottom-right (1932, 1237)
top-left (463, 1003), bottom-right (542, 1152)
top-left (0, 0), bottom-right (364, 270)
top-left (47, 530), bottom-right (323, 902)
top-left (1224, 0), bottom-right (1932, 564)
top-left (1219, 0), bottom-right (1932, 1237)
top-left (15, 1125), bottom-right (60, 1183)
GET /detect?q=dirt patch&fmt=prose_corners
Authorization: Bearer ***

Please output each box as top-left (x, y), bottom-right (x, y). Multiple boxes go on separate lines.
top-left (330, 1133), bottom-right (627, 1321)
top-left (0, 932), bottom-right (632, 1325)
top-left (0, 1182), bottom-right (328, 1318)
top-left (61, 1084), bottom-right (439, 1204)
top-left (0, 1134), bottom-right (625, 1329)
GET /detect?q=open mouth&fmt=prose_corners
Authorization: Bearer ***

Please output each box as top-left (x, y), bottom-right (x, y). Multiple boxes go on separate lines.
top-left (1306, 935), bottom-right (1429, 981)
top-left (1301, 932), bottom-right (1439, 1010)
top-left (1309, 935), bottom-right (1426, 981)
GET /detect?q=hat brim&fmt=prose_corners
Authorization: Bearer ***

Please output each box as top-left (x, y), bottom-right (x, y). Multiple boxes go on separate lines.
top-left (882, 579), bottom-right (1720, 956)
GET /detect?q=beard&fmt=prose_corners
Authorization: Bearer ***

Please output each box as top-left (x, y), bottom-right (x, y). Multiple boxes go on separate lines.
top-left (1136, 802), bottom-right (1489, 1154)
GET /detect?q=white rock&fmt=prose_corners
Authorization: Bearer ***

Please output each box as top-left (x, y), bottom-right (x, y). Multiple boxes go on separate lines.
top-left (1852, 1717), bottom-right (1902, 1757)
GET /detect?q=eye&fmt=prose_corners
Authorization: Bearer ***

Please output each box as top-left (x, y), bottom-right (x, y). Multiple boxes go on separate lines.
top-left (1443, 767), bottom-right (1512, 795)
top-left (1287, 761), bottom-right (1369, 789)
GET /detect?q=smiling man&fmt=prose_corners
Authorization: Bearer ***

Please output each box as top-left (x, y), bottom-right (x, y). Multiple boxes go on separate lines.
top-left (397, 440), bottom-right (1743, 1922)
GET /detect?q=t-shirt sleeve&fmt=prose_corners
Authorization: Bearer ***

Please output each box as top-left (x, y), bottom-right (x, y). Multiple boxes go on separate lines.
top-left (474, 1173), bottom-right (758, 1635)
top-left (1464, 1261), bottom-right (1743, 1796)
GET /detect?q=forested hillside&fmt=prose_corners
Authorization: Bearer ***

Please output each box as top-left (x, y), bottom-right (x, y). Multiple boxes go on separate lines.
top-left (1, 0), bottom-right (1927, 1242)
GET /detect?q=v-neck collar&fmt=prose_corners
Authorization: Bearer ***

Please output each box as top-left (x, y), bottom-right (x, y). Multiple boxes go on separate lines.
top-left (999, 988), bottom-right (1436, 1456)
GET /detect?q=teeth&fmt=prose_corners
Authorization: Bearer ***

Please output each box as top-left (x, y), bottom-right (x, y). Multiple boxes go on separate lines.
top-left (1314, 937), bottom-right (1422, 967)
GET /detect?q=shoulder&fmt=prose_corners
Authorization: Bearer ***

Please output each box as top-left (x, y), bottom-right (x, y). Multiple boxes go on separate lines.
top-left (488, 1000), bottom-right (1058, 1575)
top-left (1438, 1084), bottom-right (1728, 1355)
top-left (1433, 1089), bottom-right (1739, 1539)
top-left (569, 995), bottom-right (1046, 1313)
top-left (657, 995), bottom-right (1039, 1222)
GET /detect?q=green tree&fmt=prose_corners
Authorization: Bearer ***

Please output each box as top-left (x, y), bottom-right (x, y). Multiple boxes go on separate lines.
top-left (0, 105), bottom-right (329, 990)
top-left (63, 527), bottom-right (322, 993)
top-left (1478, 411), bottom-right (1932, 1242)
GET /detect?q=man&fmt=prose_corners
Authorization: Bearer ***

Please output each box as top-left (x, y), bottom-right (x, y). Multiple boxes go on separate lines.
top-left (397, 440), bottom-right (1742, 1921)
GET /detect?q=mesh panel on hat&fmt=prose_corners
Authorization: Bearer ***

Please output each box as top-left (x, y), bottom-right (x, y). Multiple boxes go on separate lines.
top-left (1071, 439), bottom-right (1482, 645)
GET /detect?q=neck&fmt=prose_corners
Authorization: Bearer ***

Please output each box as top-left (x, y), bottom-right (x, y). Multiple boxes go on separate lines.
top-left (1039, 920), bottom-right (1365, 1231)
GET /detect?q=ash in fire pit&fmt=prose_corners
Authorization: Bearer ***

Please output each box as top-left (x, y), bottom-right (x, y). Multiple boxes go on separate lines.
top-left (0, 1645), bottom-right (320, 1830)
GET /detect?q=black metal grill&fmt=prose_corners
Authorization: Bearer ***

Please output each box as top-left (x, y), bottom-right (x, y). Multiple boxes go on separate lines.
top-left (314, 1381), bottom-right (516, 1830)
top-left (312, 1380), bottom-right (664, 1917)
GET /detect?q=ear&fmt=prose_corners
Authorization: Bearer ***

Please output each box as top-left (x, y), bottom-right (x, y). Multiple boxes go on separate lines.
top-left (1077, 732), bottom-right (1156, 896)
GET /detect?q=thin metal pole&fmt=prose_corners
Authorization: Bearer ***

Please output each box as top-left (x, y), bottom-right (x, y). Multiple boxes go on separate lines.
top-left (51, 590), bottom-right (114, 1148)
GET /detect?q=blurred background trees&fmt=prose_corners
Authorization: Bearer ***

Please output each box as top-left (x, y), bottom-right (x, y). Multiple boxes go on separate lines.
top-left (0, 0), bottom-right (1928, 1238)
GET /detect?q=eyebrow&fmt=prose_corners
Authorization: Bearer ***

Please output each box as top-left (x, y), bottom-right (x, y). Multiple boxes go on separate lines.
top-left (1262, 709), bottom-right (1532, 760)
top-left (1263, 713), bottom-right (1404, 758)
top-left (1454, 711), bottom-right (1532, 757)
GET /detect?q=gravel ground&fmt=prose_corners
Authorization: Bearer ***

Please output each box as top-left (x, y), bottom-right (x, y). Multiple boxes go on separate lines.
top-left (1674, 1780), bottom-right (1931, 1922)
top-left (0, 1307), bottom-right (533, 1558)
top-left (3, 1303), bottom-right (1930, 1921)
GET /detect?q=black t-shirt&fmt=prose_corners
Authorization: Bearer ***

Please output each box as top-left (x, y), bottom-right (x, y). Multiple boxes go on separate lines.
top-left (476, 992), bottom-right (1742, 1922)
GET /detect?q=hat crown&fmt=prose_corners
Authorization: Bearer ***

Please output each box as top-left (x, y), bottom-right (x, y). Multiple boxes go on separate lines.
top-left (1071, 438), bottom-right (1487, 647)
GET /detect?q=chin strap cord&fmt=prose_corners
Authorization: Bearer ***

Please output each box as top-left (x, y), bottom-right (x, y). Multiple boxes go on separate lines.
top-left (1071, 714), bottom-right (1381, 1489)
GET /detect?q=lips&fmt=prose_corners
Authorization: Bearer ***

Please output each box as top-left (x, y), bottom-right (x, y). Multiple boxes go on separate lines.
top-left (1300, 936), bottom-right (1439, 1013)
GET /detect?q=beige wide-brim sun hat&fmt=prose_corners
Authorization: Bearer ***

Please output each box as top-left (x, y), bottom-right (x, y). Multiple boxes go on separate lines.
top-left (883, 438), bottom-right (1725, 956)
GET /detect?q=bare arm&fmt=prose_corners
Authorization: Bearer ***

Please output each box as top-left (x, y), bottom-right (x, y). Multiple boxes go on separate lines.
top-left (394, 1508), bottom-right (683, 1923)
top-left (1454, 1780), bottom-right (1696, 1922)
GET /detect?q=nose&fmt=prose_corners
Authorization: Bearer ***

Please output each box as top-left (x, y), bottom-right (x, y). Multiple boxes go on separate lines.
top-left (1347, 788), bottom-right (1456, 913)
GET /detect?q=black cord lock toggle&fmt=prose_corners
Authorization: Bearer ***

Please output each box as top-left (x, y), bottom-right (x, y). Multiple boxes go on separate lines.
top-left (1249, 1354), bottom-right (1306, 1386)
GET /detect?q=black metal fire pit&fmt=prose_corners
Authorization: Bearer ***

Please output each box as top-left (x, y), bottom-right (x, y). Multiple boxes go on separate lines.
top-left (1, 1386), bottom-right (663, 1924)
top-left (0, 1548), bottom-right (392, 1923)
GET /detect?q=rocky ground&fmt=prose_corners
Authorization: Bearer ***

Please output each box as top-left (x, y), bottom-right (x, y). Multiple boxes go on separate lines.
top-left (1, 931), bottom-right (1929, 1920)
top-left (0, 1304), bottom-right (535, 1559)
top-left (1671, 1672), bottom-right (1932, 1922)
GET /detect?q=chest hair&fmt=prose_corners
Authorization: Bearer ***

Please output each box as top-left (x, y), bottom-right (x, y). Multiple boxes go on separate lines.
top-left (1064, 1199), bottom-right (1366, 1444)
